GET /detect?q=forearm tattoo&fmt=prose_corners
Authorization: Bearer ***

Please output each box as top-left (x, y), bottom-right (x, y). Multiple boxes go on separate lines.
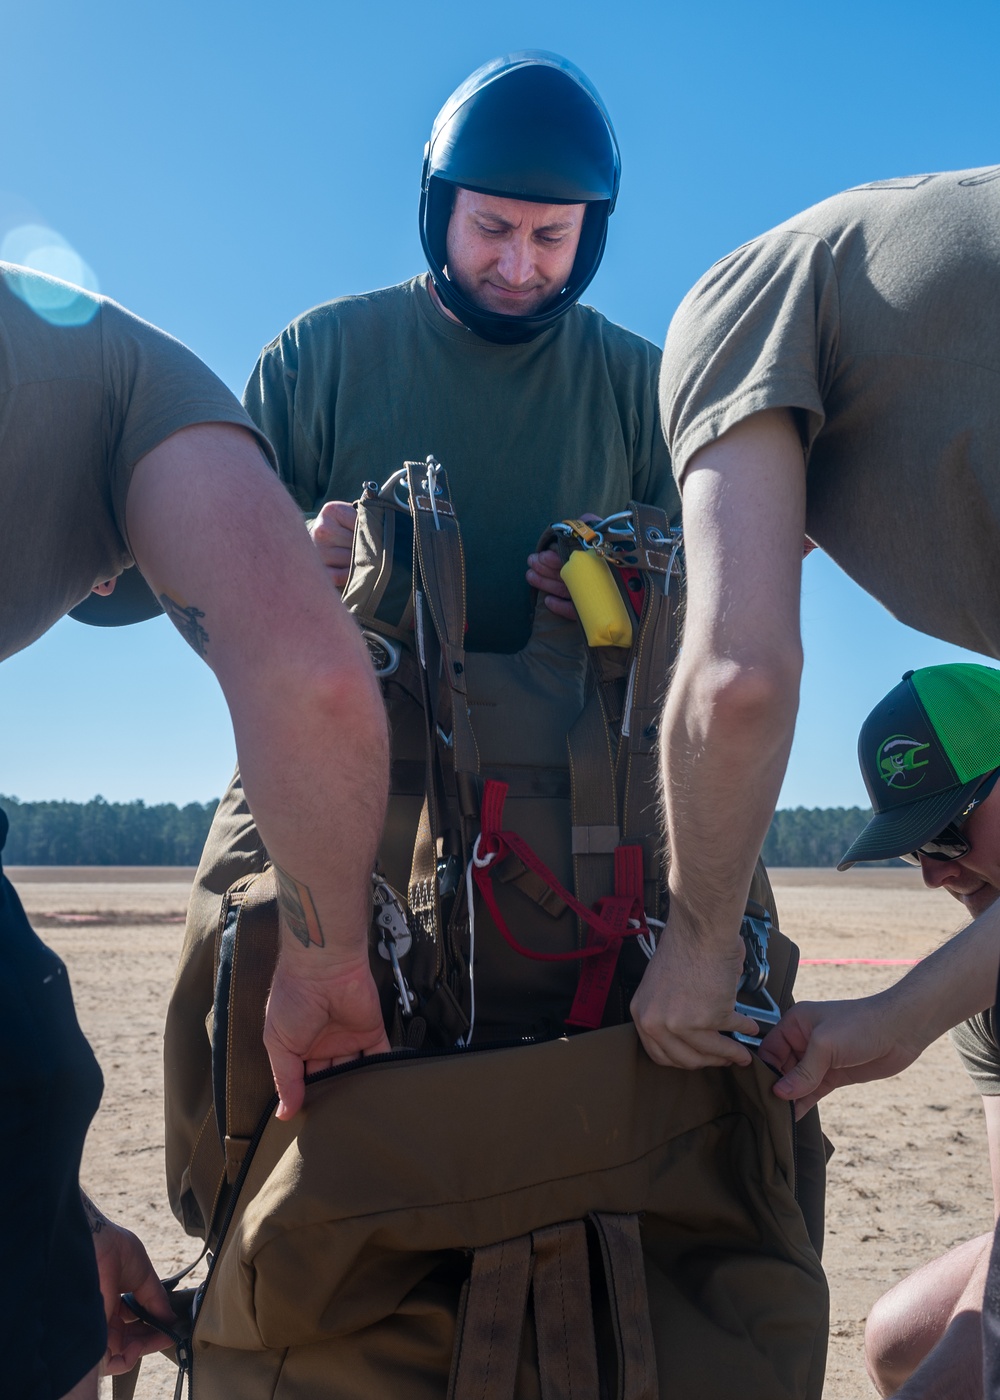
top-left (159, 593), bottom-right (210, 657)
top-left (275, 864), bottom-right (325, 949)
top-left (81, 1191), bottom-right (107, 1235)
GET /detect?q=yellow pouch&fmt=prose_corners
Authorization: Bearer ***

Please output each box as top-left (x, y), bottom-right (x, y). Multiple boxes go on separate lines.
top-left (560, 549), bottom-right (633, 648)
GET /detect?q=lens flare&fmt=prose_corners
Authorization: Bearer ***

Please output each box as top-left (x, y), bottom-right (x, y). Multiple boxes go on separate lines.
top-left (1, 223), bottom-right (99, 326)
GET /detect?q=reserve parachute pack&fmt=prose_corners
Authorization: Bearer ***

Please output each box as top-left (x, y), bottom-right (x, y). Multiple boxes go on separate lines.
top-left (341, 458), bottom-right (787, 1050)
top-left (154, 459), bottom-right (826, 1400)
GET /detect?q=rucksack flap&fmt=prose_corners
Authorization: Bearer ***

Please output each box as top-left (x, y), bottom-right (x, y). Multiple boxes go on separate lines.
top-left (190, 1026), bottom-right (827, 1400)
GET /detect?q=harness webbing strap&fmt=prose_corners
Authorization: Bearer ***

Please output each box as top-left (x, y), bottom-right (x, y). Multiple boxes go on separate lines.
top-left (531, 1221), bottom-right (600, 1400)
top-left (618, 503), bottom-right (681, 919)
top-left (475, 780), bottom-right (645, 962)
top-left (591, 1213), bottom-right (659, 1400)
top-left (566, 846), bottom-right (645, 1029)
top-left (212, 870), bottom-right (280, 1184)
top-left (449, 1235), bottom-right (533, 1400)
top-left (112, 1367), bottom-right (142, 1400)
top-left (407, 461), bottom-right (480, 783)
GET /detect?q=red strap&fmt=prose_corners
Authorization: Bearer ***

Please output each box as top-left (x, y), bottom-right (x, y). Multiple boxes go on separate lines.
top-left (566, 847), bottom-right (647, 1029)
top-left (619, 567), bottom-right (646, 618)
top-left (566, 895), bottom-right (634, 1028)
top-left (474, 781), bottom-right (647, 995)
top-left (614, 844), bottom-right (644, 901)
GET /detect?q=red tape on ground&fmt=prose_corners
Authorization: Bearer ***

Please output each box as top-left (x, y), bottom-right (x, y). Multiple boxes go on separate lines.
top-left (799, 958), bottom-right (920, 966)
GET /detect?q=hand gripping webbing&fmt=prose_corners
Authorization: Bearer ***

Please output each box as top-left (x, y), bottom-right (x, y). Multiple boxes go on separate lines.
top-left (448, 1214), bottom-right (657, 1400)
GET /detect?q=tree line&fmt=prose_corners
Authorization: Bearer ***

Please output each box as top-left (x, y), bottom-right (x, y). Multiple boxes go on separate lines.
top-left (760, 805), bottom-right (897, 868)
top-left (0, 795), bottom-right (219, 866)
top-left (0, 795), bottom-right (883, 868)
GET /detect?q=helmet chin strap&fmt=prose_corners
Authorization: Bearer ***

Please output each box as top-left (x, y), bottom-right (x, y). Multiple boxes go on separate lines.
top-left (429, 269), bottom-right (569, 345)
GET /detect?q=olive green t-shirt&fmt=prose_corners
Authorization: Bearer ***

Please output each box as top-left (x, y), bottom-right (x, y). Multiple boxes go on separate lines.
top-left (0, 264), bottom-right (273, 662)
top-left (243, 275), bottom-right (676, 653)
top-left (661, 167), bottom-right (1000, 658)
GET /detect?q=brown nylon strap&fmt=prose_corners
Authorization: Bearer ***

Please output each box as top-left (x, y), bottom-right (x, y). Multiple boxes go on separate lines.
top-left (406, 460), bottom-right (480, 781)
top-left (341, 490), bottom-right (396, 619)
top-left (112, 1364), bottom-right (142, 1400)
top-left (222, 868), bottom-right (280, 1165)
top-left (449, 1235), bottom-right (534, 1400)
top-left (591, 1213), bottom-right (658, 1400)
top-left (567, 687), bottom-right (619, 934)
top-left (619, 503), bottom-right (681, 918)
top-left (531, 1221), bottom-right (601, 1400)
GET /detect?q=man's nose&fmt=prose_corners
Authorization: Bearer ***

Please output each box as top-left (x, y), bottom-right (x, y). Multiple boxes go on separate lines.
top-left (496, 235), bottom-right (535, 286)
top-left (918, 851), bottom-right (961, 888)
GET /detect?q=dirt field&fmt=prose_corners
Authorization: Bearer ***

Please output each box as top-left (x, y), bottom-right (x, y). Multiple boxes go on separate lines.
top-left (10, 863), bottom-right (991, 1399)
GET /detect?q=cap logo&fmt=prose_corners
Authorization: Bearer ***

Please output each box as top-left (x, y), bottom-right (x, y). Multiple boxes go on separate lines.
top-left (878, 735), bottom-right (930, 789)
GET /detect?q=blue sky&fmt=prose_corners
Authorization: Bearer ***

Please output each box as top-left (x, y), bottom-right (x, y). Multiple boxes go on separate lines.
top-left (1, 0), bottom-right (997, 808)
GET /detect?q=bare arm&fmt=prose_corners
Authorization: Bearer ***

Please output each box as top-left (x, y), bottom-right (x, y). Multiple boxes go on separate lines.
top-left (631, 410), bottom-right (806, 1068)
top-left (126, 424), bottom-right (390, 1117)
top-left (760, 905), bottom-right (1000, 1114)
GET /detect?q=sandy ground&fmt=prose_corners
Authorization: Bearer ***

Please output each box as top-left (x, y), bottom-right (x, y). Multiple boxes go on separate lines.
top-left (10, 863), bottom-right (992, 1399)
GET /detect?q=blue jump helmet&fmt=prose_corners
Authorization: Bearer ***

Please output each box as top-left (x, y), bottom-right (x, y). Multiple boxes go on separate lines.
top-left (419, 51), bottom-right (621, 344)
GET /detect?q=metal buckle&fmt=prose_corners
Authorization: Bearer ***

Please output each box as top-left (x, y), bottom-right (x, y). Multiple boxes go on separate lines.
top-left (732, 909), bottom-right (782, 1046)
top-left (372, 875), bottom-right (416, 1016)
top-left (361, 629), bottom-right (400, 678)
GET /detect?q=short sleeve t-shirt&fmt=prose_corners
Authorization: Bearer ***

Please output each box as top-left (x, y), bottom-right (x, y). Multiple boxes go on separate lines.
top-left (660, 168), bottom-right (1000, 658)
top-left (243, 276), bottom-right (677, 653)
top-left (0, 264), bottom-right (274, 661)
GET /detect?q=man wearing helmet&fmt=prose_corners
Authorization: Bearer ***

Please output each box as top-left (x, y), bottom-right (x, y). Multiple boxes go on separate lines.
top-left (247, 50), bottom-right (676, 652)
top-left (163, 56), bottom-right (680, 1226)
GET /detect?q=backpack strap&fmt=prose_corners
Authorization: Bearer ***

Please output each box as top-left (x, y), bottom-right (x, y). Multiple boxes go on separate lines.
top-left (406, 461), bottom-right (478, 775)
top-left (448, 1235), bottom-right (533, 1400)
top-left (211, 868), bottom-right (280, 1186)
top-left (531, 1220), bottom-right (601, 1399)
top-left (592, 1212), bottom-right (659, 1400)
top-left (616, 502), bottom-right (683, 919)
top-left (403, 461), bottom-right (478, 1039)
top-left (449, 1215), bottom-right (658, 1400)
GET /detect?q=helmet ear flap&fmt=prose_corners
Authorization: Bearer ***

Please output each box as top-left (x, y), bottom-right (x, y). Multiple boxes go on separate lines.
top-left (419, 176), bottom-right (455, 288)
top-left (567, 202), bottom-right (610, 297)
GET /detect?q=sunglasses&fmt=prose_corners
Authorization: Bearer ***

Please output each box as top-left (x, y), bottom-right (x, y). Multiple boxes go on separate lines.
top-left (900, 767), bottom-right (1000, 865)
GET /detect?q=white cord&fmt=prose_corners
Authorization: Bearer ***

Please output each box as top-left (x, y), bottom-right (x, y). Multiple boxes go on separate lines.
top-left (425, 457), bottom-right (442, 531)
top-left (630, 915), bottom-right (665, 961)
top-left (459, 835), bottom-right (498, 1048)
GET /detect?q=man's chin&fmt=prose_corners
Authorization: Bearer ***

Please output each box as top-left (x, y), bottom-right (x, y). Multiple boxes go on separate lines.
top-left (458, 281), bottom-right (552, 318)
top-left (961, 885), bottom-right (1000, 919)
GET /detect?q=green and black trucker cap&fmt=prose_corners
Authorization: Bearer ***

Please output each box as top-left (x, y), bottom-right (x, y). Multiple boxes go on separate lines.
top-left (838, 664), bottom-right (1000, 870)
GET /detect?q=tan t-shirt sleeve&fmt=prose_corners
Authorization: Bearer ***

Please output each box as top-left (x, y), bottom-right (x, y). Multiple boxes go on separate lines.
top-left (101, 298), bottom-right (277, 554)
top-left (660, 230), bottom-right (841, 483)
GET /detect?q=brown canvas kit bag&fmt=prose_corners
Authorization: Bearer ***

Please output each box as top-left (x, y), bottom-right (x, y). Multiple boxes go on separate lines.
top-left (178, 1020), bottom-right (827, 1400)
top-left (152, 467), bottom-right (829, 1398)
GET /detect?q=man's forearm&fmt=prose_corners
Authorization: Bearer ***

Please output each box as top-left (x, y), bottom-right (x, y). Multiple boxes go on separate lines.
top-left (630, 412), bottom-right (807, 1067)
top-left (660, 409), bottom-right (807, 946)
top-left (661, 649), bottom-right (800, 945)
top-left (882, 905), bottom-right (1000, 1050)
top-left (235, 660), bottom-right (389, 967)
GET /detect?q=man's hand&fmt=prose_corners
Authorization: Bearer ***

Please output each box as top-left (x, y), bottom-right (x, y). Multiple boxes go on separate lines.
top-left (526, 546), bottom-right (578, 620)
top-left (308, 500), bottom-right (358, 589)
top-left (527, 513), bottom-right (605, 621)
top-left (630, 924), bottom-right (759, 1069)
top-left (759, 996), bottom-right (924, 1117)
top-left (264, 950), bottom-right (390, 1120)
top-left (82, 1196), bottom-right (174, 1376)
